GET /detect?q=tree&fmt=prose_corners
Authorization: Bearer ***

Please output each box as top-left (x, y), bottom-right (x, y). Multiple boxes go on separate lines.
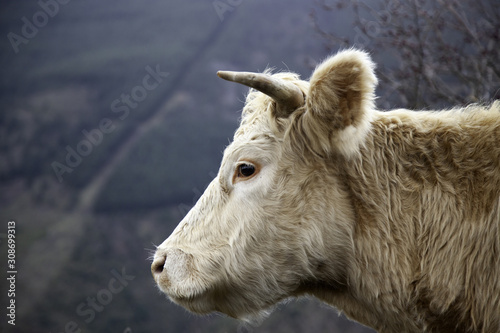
top-left (311, 0), bottom-right (500, 109)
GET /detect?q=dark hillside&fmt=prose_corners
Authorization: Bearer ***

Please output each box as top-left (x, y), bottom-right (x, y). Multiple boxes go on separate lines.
top-left (0, 1), bottom-right (373, 332)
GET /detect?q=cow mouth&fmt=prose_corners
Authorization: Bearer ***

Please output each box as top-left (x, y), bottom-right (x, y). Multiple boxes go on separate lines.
top-left (160, 280), bottom-right (219, 315)
top-left (155, 278), bottom-right (208, 302)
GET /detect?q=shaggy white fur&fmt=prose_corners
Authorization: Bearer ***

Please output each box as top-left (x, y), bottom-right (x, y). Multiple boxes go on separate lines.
top-left (152, 49), bottom-right (500, 333)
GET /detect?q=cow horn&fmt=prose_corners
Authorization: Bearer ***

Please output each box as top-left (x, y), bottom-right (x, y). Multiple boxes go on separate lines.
top-left (217, 71), bottom-right (304, 116)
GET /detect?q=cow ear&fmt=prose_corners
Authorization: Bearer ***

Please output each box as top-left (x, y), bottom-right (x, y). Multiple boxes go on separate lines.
top-left (304, 49), bottom-right (377, 157)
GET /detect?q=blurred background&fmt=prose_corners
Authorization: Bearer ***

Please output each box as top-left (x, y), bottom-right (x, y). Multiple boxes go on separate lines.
top-left (0, 0), bottom-right (497, 332)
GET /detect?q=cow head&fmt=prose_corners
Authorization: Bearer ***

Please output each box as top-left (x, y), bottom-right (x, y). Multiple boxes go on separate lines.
top-left (151, 49), bottom-right (377, 321)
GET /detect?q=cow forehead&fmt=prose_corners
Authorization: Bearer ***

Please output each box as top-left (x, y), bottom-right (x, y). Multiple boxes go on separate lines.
top-left (236, 107), bottom-right (277, 138)
top-left (223, 131), bottom-right (281, 164)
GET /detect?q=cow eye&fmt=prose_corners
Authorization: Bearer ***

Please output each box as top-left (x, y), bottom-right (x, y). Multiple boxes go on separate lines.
top-left (233, 161), bottom-right (260, 184)
top-left (237, 163), bottom-right (255, 178)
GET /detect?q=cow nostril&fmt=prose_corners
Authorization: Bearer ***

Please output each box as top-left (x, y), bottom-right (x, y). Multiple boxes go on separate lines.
top-left (151, 255), bottom-right (166, 276)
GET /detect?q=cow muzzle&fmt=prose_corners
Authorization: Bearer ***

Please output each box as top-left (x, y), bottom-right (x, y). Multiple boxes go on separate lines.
top-left (151, 248), bottom-right (193, 294)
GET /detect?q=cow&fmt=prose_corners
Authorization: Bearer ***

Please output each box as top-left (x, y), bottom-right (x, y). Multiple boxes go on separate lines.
top-left (151, 49), bottom-right (500, 332)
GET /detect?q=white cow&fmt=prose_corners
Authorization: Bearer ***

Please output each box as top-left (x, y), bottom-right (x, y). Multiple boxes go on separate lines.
top-left (152, 49), bottom-right (500, 332)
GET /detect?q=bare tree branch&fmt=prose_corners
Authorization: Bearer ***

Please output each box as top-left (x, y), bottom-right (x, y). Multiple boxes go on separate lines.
top-left (312, 0), bottom-right (500, 108)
